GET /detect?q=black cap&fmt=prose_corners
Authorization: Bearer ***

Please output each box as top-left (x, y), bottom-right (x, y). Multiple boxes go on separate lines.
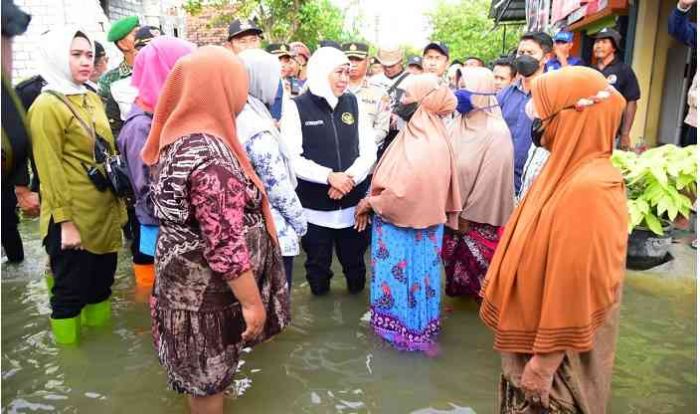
top-left (520, 31), bottom-right (554, 52)
top-left (592, 27), bottom-right (623, 50)
top-left (319, 39), bottom-right (341, 50)
top-left (423, 41), bottom-right (449, 57)
top-left (342, 42), bottom-right (369, 58)
top-left (94, 41), bottom-right (106, 59)
top-left (1, 0), bottom-right (31, 37)
top-left (134, 26), bottom-right (162, 50)
top-left (227, 18), bottom-right (263, 41)
top-left (369, 57), bottom-right (380, 65)
top-left (407, 56), bottom-right (422, 68)
top-left (266, 43), bottom-right (293, 58)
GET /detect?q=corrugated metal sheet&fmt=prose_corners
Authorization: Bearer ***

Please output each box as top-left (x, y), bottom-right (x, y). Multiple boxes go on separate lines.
top-left (489, 0), bottom-right (527, 23)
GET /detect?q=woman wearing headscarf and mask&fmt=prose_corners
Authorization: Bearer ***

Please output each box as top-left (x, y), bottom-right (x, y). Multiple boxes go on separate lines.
top-left (117, 36), bottom-right (196, 287)
top-left (479, 66), bottom-right (627, 413)
top-left (354, 73), bottom-right (461, 353)
top-left (143, 46), bottom-right (290, 411)
top-left (441, 67), bottom-right (514, 299)
top-left (28, 27), bottom-right (127, 345)
top-left (280, 47), bottom-right (376, 296)
top-left (237, 48), bottom-right (307, 290)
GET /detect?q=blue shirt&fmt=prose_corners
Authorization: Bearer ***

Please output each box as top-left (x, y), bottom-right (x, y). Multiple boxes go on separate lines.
top-left (498, 81), bottom-right (532, 194)
top-left (668, 6), bottom-right (696, 49)
top-left (269, 81), bottom-right (284, 121)
top-left (545, 55), bottom-right (585, 72)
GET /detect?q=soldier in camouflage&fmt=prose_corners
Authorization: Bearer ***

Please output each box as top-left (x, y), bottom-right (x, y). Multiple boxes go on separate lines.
top-left (98, 15), bottom-right (139, 138)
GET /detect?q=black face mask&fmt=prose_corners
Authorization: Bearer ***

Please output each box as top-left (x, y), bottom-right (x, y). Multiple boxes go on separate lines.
top-left (395, 101), bottom-right (419, 122)
top-left (515, 55), bottom-right (541, 78)
top-left (531, 117), bottom-right (547, 148)
top-left (531, 105), bottom-right (577, 147)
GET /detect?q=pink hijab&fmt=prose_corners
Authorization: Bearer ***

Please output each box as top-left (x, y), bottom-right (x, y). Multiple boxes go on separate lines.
top-left (449, 67), bottom-right (514, 226)
top-left (131, 36), bottom-right (196, 113)
top-left (369, 74), bottom-right (461, 229)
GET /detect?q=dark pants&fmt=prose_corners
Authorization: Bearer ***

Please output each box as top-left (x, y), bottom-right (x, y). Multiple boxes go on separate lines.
top-left (283, 256), bottom-right (294, 290)
top-left (301, 223), bottom-right (369, 295)
top-left (45, 220), bottom-right (117, 319)
top-left (682, 126), bottom-right (697, 147)
top-left (1, 187), bottom-right (24, 263)
top-left (129, 212), bottom-right (154, 265)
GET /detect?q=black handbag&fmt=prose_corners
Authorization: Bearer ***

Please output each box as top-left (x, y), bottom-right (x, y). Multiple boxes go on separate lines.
top-left (46, 90), bottom-right (133, 198)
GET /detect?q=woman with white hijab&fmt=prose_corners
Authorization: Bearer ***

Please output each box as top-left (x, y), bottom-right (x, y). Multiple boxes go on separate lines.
top-left (28, 27), bottom-right (126, 345)
top-left (237, 49), bottom-right (307, 289)
top-left (280, 47), bottom-right (376, 296)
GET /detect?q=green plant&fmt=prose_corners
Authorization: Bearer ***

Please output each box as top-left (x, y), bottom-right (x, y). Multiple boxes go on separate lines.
top-left (611, 145), bottom-right (697, 235)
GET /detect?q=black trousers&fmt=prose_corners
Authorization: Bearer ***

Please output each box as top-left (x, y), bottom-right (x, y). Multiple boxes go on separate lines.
top-left (283, 256), bottom-right (294, 290)
top-left (45, 220), bottom-right (117, 319)
top-left (682, 126), bottom-right (697, 147)
top-left (1, 187), bottom-right (24, 263)
top-left (301, 223), bottom-right (369, 295)
top-left (128, 208), bottom-right (154, 265)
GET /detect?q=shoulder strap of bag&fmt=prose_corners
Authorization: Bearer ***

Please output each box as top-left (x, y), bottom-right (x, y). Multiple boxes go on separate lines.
top-left (45, 90), bottom-right (96, 142)
top-left (387, 72), bottom-right (410, 96)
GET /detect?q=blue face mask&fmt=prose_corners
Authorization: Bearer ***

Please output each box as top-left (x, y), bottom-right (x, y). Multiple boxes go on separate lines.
top-left (454, 89), bottom-right (499, 114)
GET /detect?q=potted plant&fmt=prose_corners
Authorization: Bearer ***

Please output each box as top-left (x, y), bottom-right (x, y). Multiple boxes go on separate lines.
top-left (611, 145), bottom-right (697, 269)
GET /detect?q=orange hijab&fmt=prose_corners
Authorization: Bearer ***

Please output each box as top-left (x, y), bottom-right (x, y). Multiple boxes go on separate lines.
top-left (369, 74), bottom-right (461, 229)
top-left (480, 67), bottom-right (628, 354)
top-left (141, 46), bottom-right (277, 242)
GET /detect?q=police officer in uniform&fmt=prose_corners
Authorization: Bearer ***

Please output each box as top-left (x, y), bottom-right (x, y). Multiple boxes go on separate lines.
top-left (592, 28), bottom-right (641, 150)
top-left (343, 42), bottom-right (391, 152)
top-left (267, 43), bottom-right (304, 97)
top-left (227, 18), bottom-right (263, 54)
top-left (407, 56), bottom-right (423, 75)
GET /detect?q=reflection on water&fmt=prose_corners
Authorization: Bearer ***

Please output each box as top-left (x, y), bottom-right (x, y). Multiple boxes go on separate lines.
top-left (2, 220), bottom-right (696, 413)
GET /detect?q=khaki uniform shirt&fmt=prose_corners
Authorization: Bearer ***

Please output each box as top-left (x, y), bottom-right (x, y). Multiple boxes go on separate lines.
top-left (28, 92), bottom-right (127, 254)
top-left (349, 78), bottom-right (391, 146)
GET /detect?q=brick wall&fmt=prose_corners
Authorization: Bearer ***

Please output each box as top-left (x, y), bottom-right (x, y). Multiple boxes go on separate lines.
top-left (185, 4), bottom-right (239, 47)
top-left (10, 0), bottom-right (186, 83)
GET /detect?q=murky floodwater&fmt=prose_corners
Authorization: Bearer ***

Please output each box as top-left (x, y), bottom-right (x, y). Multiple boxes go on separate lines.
top-left (2, 219), bottom-right (696, 413)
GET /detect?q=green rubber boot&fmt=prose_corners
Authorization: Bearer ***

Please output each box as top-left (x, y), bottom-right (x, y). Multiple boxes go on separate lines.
top-left (81, 299), bottom-right (111, 327)
top-left (45, 273), bottom-right (54, 295)
top-left (50, 317), bottom-right (80, 345)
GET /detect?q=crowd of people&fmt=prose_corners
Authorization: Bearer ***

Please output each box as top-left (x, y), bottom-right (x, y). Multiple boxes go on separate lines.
top-left (1, 0), bottom-right (696, 412)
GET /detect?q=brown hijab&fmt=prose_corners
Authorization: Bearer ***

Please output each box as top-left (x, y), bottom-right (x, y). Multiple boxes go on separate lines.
top-left (369, 74), bottom-right (461, 229)
top-left (140, 46), bottom-right (277, 243)
top-left (449, 67), bottom-right (514, 226)
top-left (480, 66), bottom-right (628, 354)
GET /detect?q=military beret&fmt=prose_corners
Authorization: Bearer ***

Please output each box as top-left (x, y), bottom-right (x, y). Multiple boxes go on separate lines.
top-left (107, 15), bottom-right (139, 42)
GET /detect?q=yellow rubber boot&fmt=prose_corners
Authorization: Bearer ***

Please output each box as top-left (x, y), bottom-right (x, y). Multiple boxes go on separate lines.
top-left (50, 317), bottom-right (80, 345)
top-left (81, 299), bottom-right (111, 327)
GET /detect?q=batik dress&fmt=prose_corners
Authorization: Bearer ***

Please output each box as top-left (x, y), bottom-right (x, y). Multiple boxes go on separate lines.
top-left (441, 223), bottom-right (503, 298)
top-left (369, 217), bottom-right (444, 352)
top-left (149, 133), bottom-right (290, 396)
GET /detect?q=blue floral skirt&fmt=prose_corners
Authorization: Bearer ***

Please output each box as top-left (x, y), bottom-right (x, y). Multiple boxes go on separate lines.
top-left (369, 217), bottom-right (444, 352)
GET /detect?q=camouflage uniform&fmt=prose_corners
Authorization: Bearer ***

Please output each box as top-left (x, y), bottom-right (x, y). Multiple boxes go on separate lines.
top-left (98, 60), bottom-right (132, 138)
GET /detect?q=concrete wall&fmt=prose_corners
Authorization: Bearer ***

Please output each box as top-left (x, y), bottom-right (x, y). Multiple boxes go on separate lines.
top-left (630, 0), bottom-right (687, 147)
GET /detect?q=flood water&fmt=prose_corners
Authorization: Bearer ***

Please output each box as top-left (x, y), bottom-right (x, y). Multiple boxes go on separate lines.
top-left (2, 219), bottom-right (696, 413)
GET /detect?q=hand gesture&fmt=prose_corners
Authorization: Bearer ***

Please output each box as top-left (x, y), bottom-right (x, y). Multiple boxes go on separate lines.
top-left (328, 172), bottom-right (354, 195)
top-left (61, 221), bottom-right (82, 250)
top-left (241, 302), bottom-right (266, 342)
top-left (15, 186), bottom-right (40, 218)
